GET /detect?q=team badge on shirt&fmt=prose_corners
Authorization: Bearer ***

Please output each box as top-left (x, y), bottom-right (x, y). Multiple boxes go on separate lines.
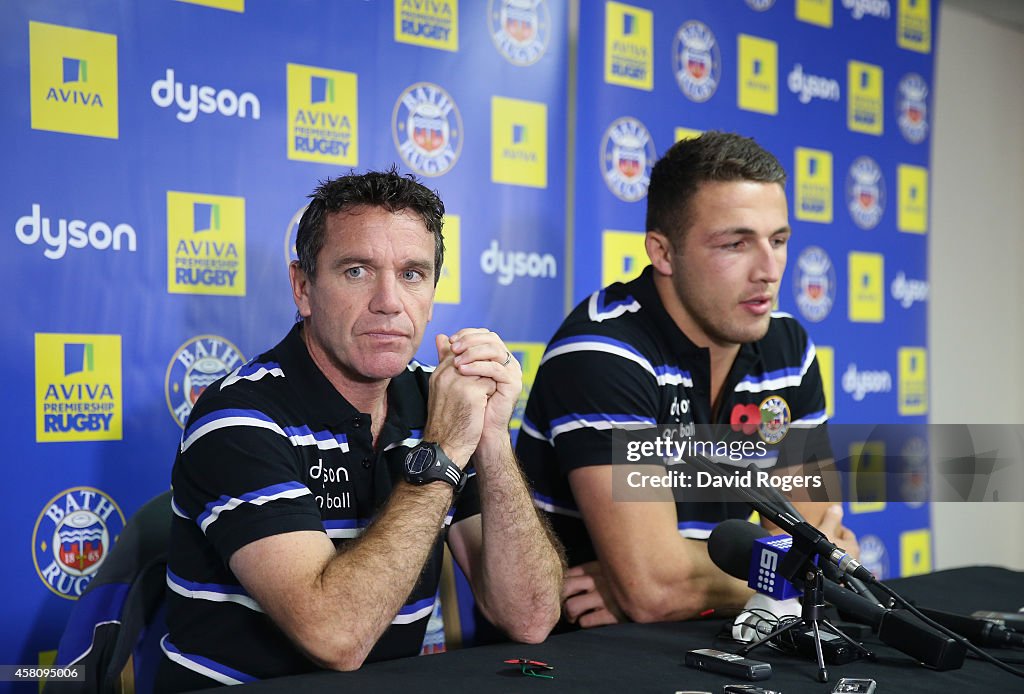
top-left (758, 396), bottom-right (791, 444)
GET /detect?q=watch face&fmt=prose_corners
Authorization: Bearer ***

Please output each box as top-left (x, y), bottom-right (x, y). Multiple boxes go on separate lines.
top-left (406, 446), bottom-right (435, 475)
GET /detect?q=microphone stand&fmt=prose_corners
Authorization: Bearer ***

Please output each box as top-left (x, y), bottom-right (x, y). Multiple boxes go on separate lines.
top-left (679, 454), bottom-right (874, 681)
top-left (735, 547), bottom-right (874, 682)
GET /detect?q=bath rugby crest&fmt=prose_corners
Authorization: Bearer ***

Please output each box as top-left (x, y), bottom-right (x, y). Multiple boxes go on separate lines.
top-left (672, 20), bottom-right (720, 103)
top-left (392, 82), bottom-right (463, 177)
top-left (165, 335), bottom-right (246, 427)
top-left (846, 156), bottom-right (885, 230)
top-left (758, 396), bottom-right (791, 444)
top-left (794, 245), bottom-right (835, 323)
top-left (600, 116), bottom-right (656, 202)
top-left (896, 73), bottom-right (929, 144)
top-left (489, 0), bottom-right (551, 66)
top-left (33, 486), bottom-right (125, 599)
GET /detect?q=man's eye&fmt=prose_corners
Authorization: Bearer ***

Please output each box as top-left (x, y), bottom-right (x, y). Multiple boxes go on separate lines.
top-left (345, 267), bottom-right (365, 278)
top-left (403, 270), bottom-right (425, 282)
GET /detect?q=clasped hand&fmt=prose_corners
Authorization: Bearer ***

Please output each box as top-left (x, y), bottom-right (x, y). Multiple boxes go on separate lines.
top-left (423, 328), bottom-right (522, 467)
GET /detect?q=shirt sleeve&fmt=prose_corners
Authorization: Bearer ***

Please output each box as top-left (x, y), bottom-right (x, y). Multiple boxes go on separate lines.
top-left (171, 393), bottom-right (325, 563)
top-left (775, 328), bottom-right (834, 470)
top-left (519, 337), bottom-right (662, 476)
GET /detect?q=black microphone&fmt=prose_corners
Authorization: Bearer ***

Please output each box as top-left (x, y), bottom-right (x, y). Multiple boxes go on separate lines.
top-left (917, 608), bottom-right (1024, 649)
top-left (972, 610), bottom-right (1024, 632)
top-left (682, 454), bottom-right (875, 584)
top-left (708, 519), bottom-right (966, 670)
top-left (753, 482), bottom-right (881, 606)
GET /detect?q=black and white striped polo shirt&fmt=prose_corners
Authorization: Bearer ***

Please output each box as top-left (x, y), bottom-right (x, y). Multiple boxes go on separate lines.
top-left (517, 266), bottom-right (831, 567)
top-left (161, 322), bottom-right (478, 689)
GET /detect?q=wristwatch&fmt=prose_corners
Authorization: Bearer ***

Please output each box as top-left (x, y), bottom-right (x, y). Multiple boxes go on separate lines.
top-left (403, 442), bottom-right (466, 493)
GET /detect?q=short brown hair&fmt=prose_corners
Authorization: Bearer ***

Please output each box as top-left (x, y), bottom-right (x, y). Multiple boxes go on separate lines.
top-left (646, 131), bottom-right (787, 244)
top-left (295, 165), bottom-right (446, 283)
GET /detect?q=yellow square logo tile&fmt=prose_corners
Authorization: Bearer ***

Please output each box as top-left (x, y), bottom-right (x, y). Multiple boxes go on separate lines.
top-left (508, 342), bottom-right (547, 432)
top-left (898, 0), bottom-right (931, 53)
top-left (435, 214), bottom-right (461, 304)
top-left (29, 22), bottom-right (118, 139)
top-left (898, 164), bottom-right (928, 233)
top-left (602, 230), bottom-right (647, 286)
top-left (287, 64), bottom-right (358, 166)
top-left (175, 0), bottom-right (245, 11)
top-left (849, 440), bottom-right (886, 513)
top-left (395, 0), bottom-right (458, 51)
top-left (491, 96), bottom-right (547, 188)
top-left (900, 528), bottom-right (932, 576)
top-left (167, 192), bottom-right (246, 296)
top-left (815, 345), bottom-right (835, 419)
top-left (848, 252), bottom-right (884, 323)
top-left (604, 1), bottom-right (653, 90)
top-left (737, 34), bottom-right (778, 115)
top-left (848, 60), bottom-right (884, 135)
top-left (674, 127), bottom-right (703, 143)
top-left (796, 0), bottom-right (833, 27)
top-left (898, 347), bottom-right (928, 415)
top-left (36, 333), bottom-right (122, 442)
top-left (795, 147), bottom-right (833, 223)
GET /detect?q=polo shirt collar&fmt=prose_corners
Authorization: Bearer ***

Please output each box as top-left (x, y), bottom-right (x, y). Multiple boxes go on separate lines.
top-left (276, 322), bottom-right (360, 428)
top-left (630, 265), bottom-right (704, 360)
top-left (629, 265), bottom-right (764, 381)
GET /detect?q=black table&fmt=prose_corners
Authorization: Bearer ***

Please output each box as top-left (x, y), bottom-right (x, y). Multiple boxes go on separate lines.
top-left (213, 566), bottom-right (1024, 693)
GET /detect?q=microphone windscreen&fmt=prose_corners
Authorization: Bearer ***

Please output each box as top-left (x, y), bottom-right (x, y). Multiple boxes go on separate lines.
top-left (708, 518), bottom-right (772, 580)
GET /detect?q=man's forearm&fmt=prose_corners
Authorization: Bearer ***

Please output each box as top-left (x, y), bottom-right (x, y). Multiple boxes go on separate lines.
top-left (470, 436), bottom-right (565, 641)
top-left (287, 483), bottom-right (454, 670)
top-left (609, 537), bottom-right (753, 623)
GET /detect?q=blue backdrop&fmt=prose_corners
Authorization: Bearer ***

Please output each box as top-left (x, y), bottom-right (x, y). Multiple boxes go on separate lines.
top-left (1, 0), bottom-right (936, 674)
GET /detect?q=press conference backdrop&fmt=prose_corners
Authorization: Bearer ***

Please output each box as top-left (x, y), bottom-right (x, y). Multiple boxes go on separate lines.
top-left (1, 0), bottom-right (935, 671)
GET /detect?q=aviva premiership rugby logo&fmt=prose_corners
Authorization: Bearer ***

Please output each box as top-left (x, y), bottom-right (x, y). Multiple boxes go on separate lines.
top-left (33, 487), bottom-right (125, 599)
top-left (758, 396), bottom-right (791, 444)
top-left (489, 0), bottom-right (550, 66)
top-left (672, 21), bottom-right (720, 103)
top-left (897, 73), bottom-right (929, 144)
top-left (392, 82), bottom-right (463, 177)
top-left (846, 156), bottom-right (885, 230)
top-left (794, 246), bottom-right (835, 323)
top-left (166, 335), bottom-right (246, 427)
top-left (601, 117), bottom-right (656, 202)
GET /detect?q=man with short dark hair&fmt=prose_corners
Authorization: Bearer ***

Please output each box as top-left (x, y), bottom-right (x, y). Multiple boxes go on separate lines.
top-left (518, 132), bottom-right (858, 627)
top-left (162, 167), bottom-right (564, 689)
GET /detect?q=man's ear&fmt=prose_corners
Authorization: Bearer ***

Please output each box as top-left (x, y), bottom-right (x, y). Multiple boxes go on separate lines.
top-left (289, 261), bottom-right (312, 318)
top-left (646, 230), bottom-right (675, 276)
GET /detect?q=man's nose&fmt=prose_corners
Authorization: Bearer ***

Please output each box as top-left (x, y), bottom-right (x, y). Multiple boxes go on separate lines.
top-left (369, 275), bottom-right (403, 313)
top-left (754, 241), bottom-right (784, 284)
